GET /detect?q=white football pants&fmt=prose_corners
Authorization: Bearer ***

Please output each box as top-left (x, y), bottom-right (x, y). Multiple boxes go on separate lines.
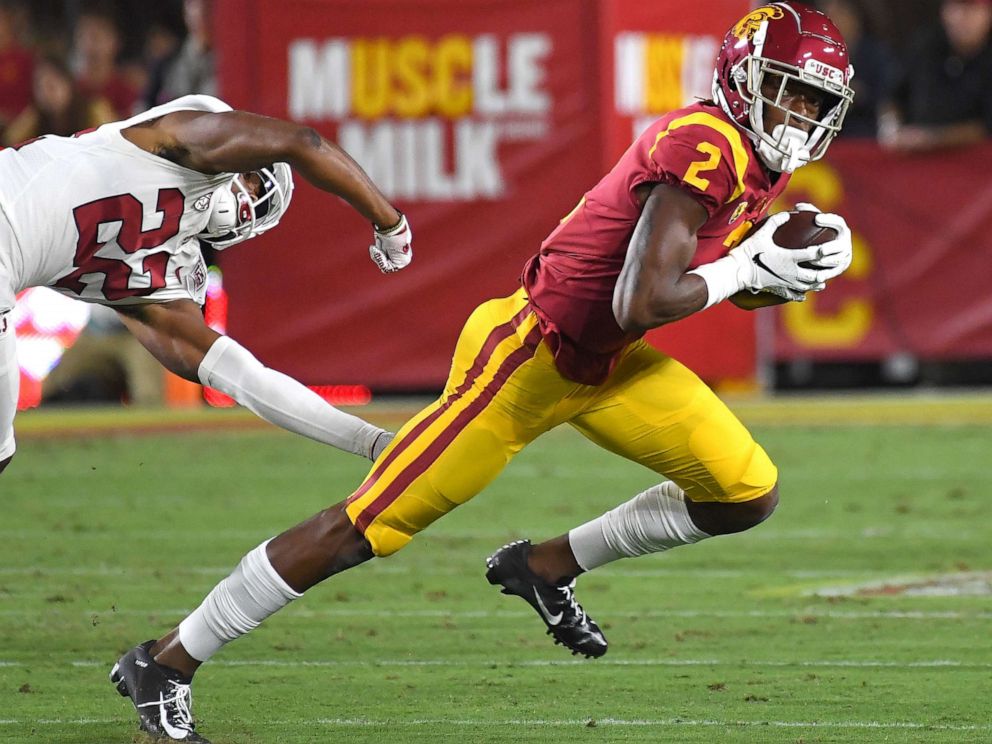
top-left (0, 313), bottom-right (17, 461)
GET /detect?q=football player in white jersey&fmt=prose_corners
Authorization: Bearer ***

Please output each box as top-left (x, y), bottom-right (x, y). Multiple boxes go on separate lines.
top-left (0, 94), bottom-right (413, 478)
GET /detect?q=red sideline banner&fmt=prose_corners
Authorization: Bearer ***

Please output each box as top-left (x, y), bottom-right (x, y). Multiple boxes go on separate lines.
top-left (213, 0), bottom-right (757, 390)
top-left (214, 0), bottom-right (601, 390)
top-left (214, 1), bottom-right (992, 392)
top-left (775, 140), bottom-right (992, 361)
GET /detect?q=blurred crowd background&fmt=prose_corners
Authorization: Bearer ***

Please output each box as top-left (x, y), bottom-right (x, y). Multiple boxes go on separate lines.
top-left (2, 0), bottom-right (991, 406)
top-left (3, 0), bottom-right (990, 149)
top-left (0, 0), bottom-right (214, 144)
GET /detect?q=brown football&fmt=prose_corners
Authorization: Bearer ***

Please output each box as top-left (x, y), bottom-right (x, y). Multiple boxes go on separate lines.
top-left (747, 210), bottom-right (838, 269)
top-left (729, 210), bottom-right (838, 309)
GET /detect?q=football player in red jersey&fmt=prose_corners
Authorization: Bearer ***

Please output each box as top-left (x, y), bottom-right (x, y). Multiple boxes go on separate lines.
top-left (112, 5), bottom-right (854, 741)
top-left (0, 95), bottom-right (413, 480)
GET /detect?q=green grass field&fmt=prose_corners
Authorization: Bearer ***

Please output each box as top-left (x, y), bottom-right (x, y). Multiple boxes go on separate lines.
top-left (2, 397), bottom-right (991, 743)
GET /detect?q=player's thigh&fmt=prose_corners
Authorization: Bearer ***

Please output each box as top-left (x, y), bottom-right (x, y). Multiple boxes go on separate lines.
top-left (347, 290), bottom-right (575, 555)
top-left (570, 341), bottom-right (776, 503)
top-left (0, 314), bottom-right (18, 460)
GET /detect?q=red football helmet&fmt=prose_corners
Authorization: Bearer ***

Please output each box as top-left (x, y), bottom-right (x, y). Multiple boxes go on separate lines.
top-left (712, 3), bottom-right (855, 172)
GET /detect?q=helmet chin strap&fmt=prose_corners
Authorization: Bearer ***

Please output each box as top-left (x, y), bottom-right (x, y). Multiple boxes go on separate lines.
top-left (757, 123), bottom-right (810, 173)
top-left (750, 95), bottom-right (810, 173)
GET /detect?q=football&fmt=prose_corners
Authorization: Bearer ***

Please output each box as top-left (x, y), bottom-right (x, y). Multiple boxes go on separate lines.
top-left (730, 210), bottom-right (838, 309)
top-left (748, 209), bottom-right (838, 268)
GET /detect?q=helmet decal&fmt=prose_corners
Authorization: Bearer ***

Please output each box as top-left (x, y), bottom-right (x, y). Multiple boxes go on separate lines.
top-left (732, 6), bottom-right (785, 41)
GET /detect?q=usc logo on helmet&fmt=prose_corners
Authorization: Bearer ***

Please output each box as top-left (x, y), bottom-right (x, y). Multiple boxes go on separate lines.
top-left (732, 6), bottom-right (785, 41)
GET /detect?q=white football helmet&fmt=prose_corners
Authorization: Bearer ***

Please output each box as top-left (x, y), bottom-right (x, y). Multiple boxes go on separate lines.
top-left (200, 162), bottom-right (294, 249)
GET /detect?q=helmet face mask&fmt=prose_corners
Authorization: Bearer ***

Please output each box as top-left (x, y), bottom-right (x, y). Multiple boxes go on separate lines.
top-left (200, 162), bottom-right (295, 249)
top-left (712, 3), bottom-right (855, 172)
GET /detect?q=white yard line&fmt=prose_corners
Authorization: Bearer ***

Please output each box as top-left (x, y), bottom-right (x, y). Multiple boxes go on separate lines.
top-left (6, 657), bottom-right (981, 670)
top-left (0, 717), bottom-right (988, 732)
top-left (1, 607), bottom-right (991, 621)
top-left (0, 562), bottom-right (983, 578)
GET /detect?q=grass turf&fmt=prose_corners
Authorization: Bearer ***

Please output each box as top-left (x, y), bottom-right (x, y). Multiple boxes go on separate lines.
top-left (1, 400), bottom-right (990, 743)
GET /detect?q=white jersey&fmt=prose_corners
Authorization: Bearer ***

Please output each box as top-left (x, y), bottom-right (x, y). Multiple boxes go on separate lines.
top-left (0, 95), bottom-right (236, 309)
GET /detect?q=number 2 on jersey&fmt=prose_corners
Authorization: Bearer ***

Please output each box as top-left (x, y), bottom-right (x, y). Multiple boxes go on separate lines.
top-left (54, 189), bottom-right (184, 302)
top-left (683, 142), bottom-right (722, 192)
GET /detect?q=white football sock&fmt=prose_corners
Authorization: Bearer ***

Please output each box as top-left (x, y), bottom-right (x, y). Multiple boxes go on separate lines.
top-left (178, 540), bottom-right (302, 662)
top-left (568, 481), bottom-right (710, 571)
top-left (198, 335), bottom-right (388, 459)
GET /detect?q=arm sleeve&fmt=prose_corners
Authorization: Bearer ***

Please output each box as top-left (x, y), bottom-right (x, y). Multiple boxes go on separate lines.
top-left (198, 335), bottom-right (390, 460)
top-left (115, 94), bottom-right (234, 129)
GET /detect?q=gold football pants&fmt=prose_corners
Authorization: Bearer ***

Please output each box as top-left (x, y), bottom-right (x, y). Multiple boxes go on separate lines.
top-left (346, 288), bottom-right (777, 556)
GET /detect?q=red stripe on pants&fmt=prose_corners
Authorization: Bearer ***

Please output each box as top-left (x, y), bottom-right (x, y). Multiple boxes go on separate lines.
top-left (348, 302), bottom-right (533, 507)
top-left (354, 324), bottom-right (542, 531)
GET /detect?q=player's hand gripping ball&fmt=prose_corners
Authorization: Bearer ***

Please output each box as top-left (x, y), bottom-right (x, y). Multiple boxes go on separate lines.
top-left (732, 204), bottom-right (851, 306)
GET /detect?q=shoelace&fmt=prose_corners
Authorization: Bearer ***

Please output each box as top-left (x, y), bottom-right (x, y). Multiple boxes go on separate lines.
top-left (137, 680), bottom-right (194, 731)
top-left (491, 541), bottom-right (589, 625)
top-left (556, 582), bottom-right (586, 623)
top-left (166, 681), bottom-right (195, 730)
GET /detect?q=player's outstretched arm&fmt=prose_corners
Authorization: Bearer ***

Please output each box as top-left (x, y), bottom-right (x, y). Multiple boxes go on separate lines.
top-left (126, 110), bottom-right (402, 230)
top-left (612, 184), bottom-right (711, 335)
top-left (117, 301), bottom-right (392, 460)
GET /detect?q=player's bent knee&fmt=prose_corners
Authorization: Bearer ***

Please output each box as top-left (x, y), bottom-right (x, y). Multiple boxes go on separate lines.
top-left (732, 484), bottom-right (778, 532)
top-left (309, 504), bottom-right (375, 578)
top-left (692, 436), bottom-right (778, 506)
top-left (738, 484), bottom-right (778, 528)
top-left (686, 483), bottom-right (778, 536)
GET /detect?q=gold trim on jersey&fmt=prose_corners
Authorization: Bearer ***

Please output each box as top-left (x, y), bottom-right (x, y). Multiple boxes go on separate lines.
top-left (647, 112), bottom-right (750, 203)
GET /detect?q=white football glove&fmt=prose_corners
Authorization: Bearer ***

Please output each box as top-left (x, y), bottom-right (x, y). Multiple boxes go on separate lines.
top-left (369, 213), bottom-right (413, 273)
top-left (792, 203), bottom-right (853, 282)
top-left (763, 285), bottom-right (810, 302)
top-left (728, 212), bottom-right (826, 294)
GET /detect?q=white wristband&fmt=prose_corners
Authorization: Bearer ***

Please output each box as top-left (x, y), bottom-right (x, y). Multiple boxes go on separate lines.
top-left (687, 254), bottom-right (749, 310)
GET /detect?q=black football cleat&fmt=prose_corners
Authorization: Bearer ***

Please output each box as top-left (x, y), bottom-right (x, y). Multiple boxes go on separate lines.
top-left (110, 641), bottom-right (210, 742)
top-left (486, 539), bottom-right (608, 658)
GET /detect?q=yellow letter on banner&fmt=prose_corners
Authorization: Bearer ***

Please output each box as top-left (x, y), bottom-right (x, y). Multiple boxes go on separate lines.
top-left (352, 38), bottom-right (390, 118)
top-left (645, 34), bottom-right (684, 113)
top-left (435, 35), bottom-right (473, 117)
top-left (781, 161), bottom-right (874, 349)
top-left (783, 232), bottom-right (873, 347)
top-left (394, 37), bottom-right (431, 118)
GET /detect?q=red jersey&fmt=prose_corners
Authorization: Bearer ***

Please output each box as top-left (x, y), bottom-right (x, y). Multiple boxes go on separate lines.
top-left (522, 101), bottom-right (790, 385)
